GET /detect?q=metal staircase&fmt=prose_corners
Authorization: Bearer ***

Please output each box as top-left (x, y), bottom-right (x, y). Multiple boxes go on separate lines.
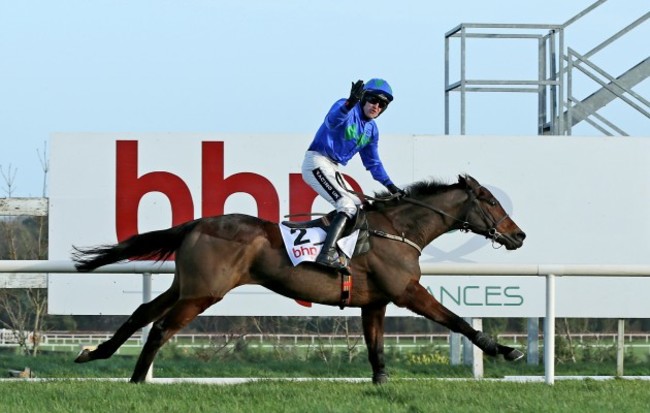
top-left (445, 0), bottom-right (649, 136)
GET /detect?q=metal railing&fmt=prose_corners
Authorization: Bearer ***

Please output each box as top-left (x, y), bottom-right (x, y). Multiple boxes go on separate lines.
top-left (2, 260), bottom-right (650, 384)
top-left (3, 330), bottom-right (650, 348)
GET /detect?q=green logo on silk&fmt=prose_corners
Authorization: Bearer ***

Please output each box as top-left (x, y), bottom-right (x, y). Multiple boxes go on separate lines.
top-left (345, 124), bottom-right (371, 147)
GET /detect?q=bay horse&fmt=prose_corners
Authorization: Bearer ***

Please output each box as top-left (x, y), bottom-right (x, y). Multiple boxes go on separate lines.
top-left (72, 174), bottom-right (526, 383)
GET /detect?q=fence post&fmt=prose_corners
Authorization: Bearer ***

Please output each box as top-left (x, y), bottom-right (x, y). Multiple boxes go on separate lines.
top-left (617, 319), bottom-right (625, 376)
top-left (527, 318), bottom-right (539, 365)
top-left (544, 273), bottom-right (556, 385)
top-left (142, 272), bottom-right (153, 381)
top-left (471, 318), bottom-right (484, 379)
top-left (449, 333), bottom-right (461, 365)
top-left (462, 317), bottom-right (473, 366)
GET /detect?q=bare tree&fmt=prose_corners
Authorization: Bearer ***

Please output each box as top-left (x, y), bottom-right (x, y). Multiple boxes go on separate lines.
top-left (336, 317), bottom-right (363, 363)
top-left (37, 141), bottom-right (49, 197)
top-left (0, 161), bottom-right (49, 355)
top-left (0, 164), bottom-right (17, 197)
top-left (0, 288), bottom-right (47, 356)
top-left (562, 318), bottom-right (578, 363)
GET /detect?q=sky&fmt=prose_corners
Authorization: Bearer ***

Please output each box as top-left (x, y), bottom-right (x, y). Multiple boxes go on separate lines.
top-left (0, 0), bottom-right (648, 197)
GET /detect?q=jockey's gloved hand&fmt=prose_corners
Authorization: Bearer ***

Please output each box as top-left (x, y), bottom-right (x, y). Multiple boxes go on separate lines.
top-left (345, 80), bottom-right (365, 109)
top-left (387, 184), bottom-right (406, 198)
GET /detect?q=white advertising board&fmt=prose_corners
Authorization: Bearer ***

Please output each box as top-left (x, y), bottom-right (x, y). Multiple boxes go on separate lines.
top-left (48, 133), bottom-right (650, 316)
top-left (46, 273), bottom-right (650, 318)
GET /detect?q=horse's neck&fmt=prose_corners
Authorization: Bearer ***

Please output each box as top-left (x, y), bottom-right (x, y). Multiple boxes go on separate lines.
top-left (403, 189), bottom-right (469, 246)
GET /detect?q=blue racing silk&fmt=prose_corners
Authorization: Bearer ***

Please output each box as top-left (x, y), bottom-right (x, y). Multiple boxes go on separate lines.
top-left (307, 98), bottom-right (394, 187)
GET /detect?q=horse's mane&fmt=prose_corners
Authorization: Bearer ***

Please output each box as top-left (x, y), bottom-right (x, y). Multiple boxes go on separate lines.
top-left (366, 177), bottom-right (466, 211)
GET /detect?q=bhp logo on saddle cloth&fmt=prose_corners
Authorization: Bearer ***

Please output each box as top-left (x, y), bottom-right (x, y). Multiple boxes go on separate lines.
top-left (278, 225), bottom-right (359, 266)
top-left (115, 140), bottom-right (364, 243)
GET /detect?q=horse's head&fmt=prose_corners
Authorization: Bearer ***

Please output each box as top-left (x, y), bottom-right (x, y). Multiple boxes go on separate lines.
top-left (458, 175), bottom-right (526, 250)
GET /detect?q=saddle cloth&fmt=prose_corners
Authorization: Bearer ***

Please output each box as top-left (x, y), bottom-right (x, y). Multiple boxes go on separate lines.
top-left (279, 212), bottom-right (370, 267)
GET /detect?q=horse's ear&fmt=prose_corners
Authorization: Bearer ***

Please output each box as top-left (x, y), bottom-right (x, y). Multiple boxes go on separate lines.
top-left (459, 175), bottom-right (482, 191)
top-left (460, 174), bottom-right (479, 187)
top-left (458, 174), bottom-right (472, 188)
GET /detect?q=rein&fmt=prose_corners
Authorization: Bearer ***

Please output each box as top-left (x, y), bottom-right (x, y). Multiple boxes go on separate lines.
top-left (350, 185), bottom-right (510, 250)
top-left (402, 189), bottom-right (511, 249)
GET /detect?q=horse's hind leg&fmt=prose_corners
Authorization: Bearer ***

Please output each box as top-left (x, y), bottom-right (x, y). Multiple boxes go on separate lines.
top-left (75, 288), bottom-right (178, 363)
top-left (361, 304), bottom-right (388, 384)
top-left (396, 280), bottom-right (524, 361)
top-left (130, 296), bottom-right (217, 383)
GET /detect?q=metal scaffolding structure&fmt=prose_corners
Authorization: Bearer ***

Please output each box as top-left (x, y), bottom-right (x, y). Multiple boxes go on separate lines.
top-left (445, 0), bottom-right (649, 136)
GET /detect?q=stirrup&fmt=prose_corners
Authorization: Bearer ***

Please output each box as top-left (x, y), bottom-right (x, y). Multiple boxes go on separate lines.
top-left (316, 249), bottom-right (346, 270)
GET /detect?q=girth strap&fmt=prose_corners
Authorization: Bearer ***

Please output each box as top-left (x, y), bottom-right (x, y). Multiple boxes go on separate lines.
top-left (339, 270), bottom-right (352, 309)
top-left (369, 229), bottom-right (422, 255)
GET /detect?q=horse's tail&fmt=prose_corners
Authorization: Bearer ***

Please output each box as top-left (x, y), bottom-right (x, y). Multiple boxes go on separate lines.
top-left (72, 219), bottom-right (202, 272)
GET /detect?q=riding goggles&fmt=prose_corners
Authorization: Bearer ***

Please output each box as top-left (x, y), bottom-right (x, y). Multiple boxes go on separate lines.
top-left (365, 95), bottom-right (389, 109)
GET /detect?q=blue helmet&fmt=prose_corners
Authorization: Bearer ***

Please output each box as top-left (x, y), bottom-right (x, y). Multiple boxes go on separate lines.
top-left (364, 78), bottom-right (393, 102)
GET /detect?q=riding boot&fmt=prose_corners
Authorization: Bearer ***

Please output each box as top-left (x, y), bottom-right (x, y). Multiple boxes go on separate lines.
top-left (315, 212), bottom-right (349, 269)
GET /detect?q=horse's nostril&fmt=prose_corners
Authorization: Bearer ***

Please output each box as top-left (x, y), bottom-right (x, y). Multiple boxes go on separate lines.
top-left (516, 232), bottom-right (526, 242)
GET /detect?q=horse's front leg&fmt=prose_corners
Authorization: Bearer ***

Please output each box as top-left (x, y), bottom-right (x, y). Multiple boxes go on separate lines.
top-left (394, 280), bottom-right (524, 361)
top-left (361, 303), bottom-right (389, 384)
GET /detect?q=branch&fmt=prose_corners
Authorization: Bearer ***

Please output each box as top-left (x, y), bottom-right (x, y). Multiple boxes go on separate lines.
top-left (0, 164), bottom-right (17, 197)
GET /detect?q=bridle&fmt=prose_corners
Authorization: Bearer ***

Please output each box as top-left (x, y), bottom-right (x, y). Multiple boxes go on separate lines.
top-left (368, 185), bottom-right (511, 249)
top-left (457, 186), bottom-right (511, 249)
top-left (345, 180), bottom-right (512, 252)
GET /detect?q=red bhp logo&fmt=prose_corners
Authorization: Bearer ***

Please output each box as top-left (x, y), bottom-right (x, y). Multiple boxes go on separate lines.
top-left (115, 141), bottom-right (362, 241)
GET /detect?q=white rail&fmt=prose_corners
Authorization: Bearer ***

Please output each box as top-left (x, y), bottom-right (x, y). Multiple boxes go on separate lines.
top-left (4, 331), bottom-right (649, 347)
top-left (2, 260), bottom-right (650, 385)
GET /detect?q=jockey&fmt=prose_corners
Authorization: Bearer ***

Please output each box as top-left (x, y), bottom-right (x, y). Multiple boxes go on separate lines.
top-left (302, 78), bottom-right (405, 270)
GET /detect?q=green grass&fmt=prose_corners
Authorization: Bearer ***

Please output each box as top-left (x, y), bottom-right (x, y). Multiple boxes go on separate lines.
top-left (1, 347), bottom-right (650, 413)
top-left (1, 379), bottom-right (650, 413)
top-left (1, 346), bottom-right (649, 379)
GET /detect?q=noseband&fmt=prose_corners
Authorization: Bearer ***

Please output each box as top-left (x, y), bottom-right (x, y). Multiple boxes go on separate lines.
top-left (459, 186), bottom-right (510, 249)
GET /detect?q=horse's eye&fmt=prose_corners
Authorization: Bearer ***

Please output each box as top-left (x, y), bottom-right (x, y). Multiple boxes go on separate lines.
top-left (489, 199), bottom-right (497, 207)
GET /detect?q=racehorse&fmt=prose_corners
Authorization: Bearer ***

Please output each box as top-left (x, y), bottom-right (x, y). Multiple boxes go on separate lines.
top-left (72, 174), bottom-right (526, 383)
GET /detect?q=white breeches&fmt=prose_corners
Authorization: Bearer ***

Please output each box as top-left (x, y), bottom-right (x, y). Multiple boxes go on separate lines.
top-left (301, 151), bottom-right (361, 218)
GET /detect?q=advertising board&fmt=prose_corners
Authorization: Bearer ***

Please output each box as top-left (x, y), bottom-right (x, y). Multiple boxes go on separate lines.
top-left (48, 133), bottom-right (650, 316)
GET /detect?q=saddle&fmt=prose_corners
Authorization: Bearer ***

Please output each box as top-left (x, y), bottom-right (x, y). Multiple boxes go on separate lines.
top-left (281, 210), bottom-right (371, 258)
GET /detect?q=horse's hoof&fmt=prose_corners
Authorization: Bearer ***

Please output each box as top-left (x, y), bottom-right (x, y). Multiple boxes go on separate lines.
top-left (129, 378), bottom-right (145, 384)
top-left (74, 349), bottom-right (92, 363)
top-left (372, 373), bottom-right (389, 385)
top-left (504, 348), bottom-right (524, 362)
